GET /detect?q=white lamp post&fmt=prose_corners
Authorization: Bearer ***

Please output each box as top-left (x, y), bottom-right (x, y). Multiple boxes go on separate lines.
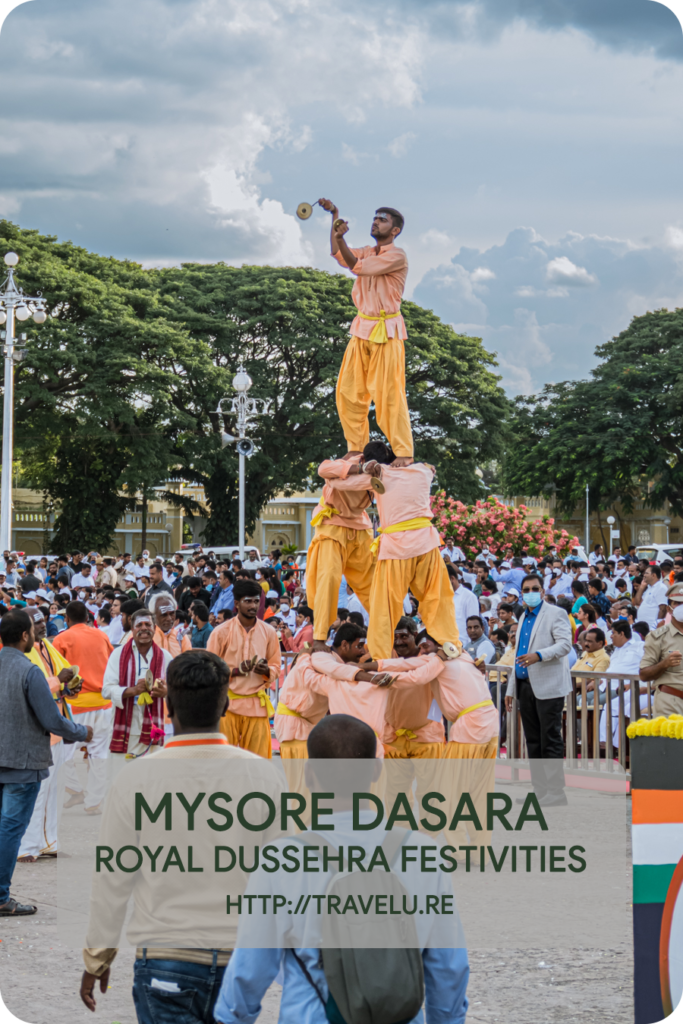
top-left (665, 518), bottom-right (671, 544)
top-left (606, 515), bottom-right (618, 559)
top-left (0, 253), bottom-right (48, 551)
top-left (210, 367), bottom-right (272, 559)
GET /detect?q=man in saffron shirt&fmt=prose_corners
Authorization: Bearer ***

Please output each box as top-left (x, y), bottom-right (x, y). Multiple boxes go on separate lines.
top-left (207, 579), bottom-right (280, 758)
top-left (52, 600), bottom-right (113, 814)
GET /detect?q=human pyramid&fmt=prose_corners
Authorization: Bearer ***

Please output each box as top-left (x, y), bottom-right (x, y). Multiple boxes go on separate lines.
top-left (268, 200), bottom-right (500, 766)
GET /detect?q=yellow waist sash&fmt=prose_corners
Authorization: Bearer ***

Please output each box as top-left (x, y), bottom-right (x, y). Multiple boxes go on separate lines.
top-left (456, 699), bottom-right (495, 720)
top-left (395, 728), bottom-right (417, 740)
top-left (276, 701), bottom-right (302, 719)
top-left (228, 688), bottom-right (275, 717)
top-left (370, 516), bottom-right (434, 556)
top-left (357, 309), bottom-right (401, 345)
top-left (311, 504), bottom-right (341, 528)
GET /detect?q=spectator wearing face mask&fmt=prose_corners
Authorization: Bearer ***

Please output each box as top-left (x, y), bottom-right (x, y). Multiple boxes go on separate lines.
top-left (277, 599), bottom-right (298, 631)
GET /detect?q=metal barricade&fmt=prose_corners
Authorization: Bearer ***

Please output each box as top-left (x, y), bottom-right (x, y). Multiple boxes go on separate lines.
top-left (484, 661), bottom-right (656, 773)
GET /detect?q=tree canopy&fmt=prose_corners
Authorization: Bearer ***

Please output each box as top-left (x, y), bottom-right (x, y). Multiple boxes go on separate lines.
top-left (1, 222), bottom-right (510, 550)
top-left (503, 308), bottom-right (683, 518)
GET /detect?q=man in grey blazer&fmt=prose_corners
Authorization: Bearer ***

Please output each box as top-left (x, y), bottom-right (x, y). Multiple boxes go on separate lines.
top-left (505, 573), bottom-right (572, 805)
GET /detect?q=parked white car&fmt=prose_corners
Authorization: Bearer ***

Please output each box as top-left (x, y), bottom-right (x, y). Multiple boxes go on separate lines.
top-left (635, 543), bottom-right (683, 564)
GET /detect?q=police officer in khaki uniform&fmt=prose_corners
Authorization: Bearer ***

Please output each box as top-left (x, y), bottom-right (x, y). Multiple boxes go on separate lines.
top-left (639, 581), bottom-right (683, 717)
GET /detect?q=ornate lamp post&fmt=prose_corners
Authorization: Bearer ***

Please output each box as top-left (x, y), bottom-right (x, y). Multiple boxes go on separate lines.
top-left (210, 367), bottom-right (272, 558)
top-left (0, 253), bottom-right (48, 551)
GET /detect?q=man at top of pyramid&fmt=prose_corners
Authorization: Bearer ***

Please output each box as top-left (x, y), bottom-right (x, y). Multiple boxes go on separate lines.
top-left (319, 198), bottom-right (414, 467)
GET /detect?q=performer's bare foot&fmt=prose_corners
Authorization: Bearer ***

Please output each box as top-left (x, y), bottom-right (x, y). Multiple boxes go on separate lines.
top-left (391, 456), bottom-right (414, 467)
top-left (311, 640), bottom-right (329, 653)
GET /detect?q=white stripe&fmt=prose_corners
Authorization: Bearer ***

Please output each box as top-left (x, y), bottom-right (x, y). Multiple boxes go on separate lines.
top-left (632, 823), bottom-right (683, 865)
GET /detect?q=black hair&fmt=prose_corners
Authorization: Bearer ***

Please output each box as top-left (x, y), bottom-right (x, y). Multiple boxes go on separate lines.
top-left (572, 581), bottom-right (586, 596)
top-left (307, 713), bottom-right (376, 759)
top-left (498, 602), bottom-right (516, 615)
top-left (375, 206), bottom-right (404, 233)
top-left (521, 574), bottom-right (544, 590)
top-left (332, 622), bottom-right (366, 648)
top-left (612, 620), bottom-right (632, 639)
top-left (188, 577), bottom-right (202, 587)
top-left (65, 600), bottom-right (88, 624)
top-left (97, 608), bottom-right (112, 624)
top-left (192, 601), bottom-right (210, 623)
top-left (633, 621), bottom-right (650, 639)
top-left (580, 603), bottom-right (599, 624)
top-left (588, 578), bottom-right (603, 592)
top-left (585, 627), bottom-right (606, 644)
top-left (297, 604), bottom-right (314, 624)
top-left (337, 608), bottom-right (350, 622)
top-left (466, 615), bottom-right (485, 629)
top-left (395, 616), bottom-right (418, 635)
top-left (0, 610), bottom-right (32, 644)
top-left (362, 440), bottom-right (395, 465)
top-left (648, 564), bottom-right (662, 579)
top-left (347, 611), bottom-right (365, 629)
top-left (233, 579), bottom-right (262, 601)
top-left (121, 598), bottom-right (144, 618)
top-left (166, 650), bottom-right (230, 728)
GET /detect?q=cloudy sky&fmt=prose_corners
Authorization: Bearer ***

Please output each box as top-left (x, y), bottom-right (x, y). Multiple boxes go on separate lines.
top-left (1, 0), bottom-right (683, 394)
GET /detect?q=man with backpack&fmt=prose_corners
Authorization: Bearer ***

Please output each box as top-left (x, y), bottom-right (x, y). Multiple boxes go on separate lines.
top-left (213, 714), bottom-right (470, 1024)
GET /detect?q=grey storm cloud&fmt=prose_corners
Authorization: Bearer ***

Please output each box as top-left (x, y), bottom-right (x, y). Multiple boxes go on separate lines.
top-left (413, 227), bottom-right (683, 396)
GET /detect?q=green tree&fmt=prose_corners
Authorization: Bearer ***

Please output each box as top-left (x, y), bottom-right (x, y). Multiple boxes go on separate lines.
top-left (503, 307), bottom-right (683, 518)
top-left (158, 264), bottom-right (510, 544)
top-left (1, 221), bottom-right (227, 551)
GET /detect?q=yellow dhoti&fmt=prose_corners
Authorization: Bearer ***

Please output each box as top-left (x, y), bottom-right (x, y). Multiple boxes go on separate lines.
top-left (306, 523), bottom-right (375, 640)
top-left (220, 711), bottom-right (272, 759)
top-left (367, 547), bottom-right (459, 659)
top-left (336, 335), bottom-right (413, 457)
top-left (440, 737), bottom-right (497, 850)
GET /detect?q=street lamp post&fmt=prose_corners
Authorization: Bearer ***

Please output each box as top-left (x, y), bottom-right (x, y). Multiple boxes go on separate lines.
top-left (606, 515), bottom-right (617, 559)
top-left (0, 253), bottom-right (47, 551)
top-left (665, 518), bottom-right (671, 544)
top-left (210, 367), bottom-right (272, 559)
top-left (585, 484), bottom-right (590, 556)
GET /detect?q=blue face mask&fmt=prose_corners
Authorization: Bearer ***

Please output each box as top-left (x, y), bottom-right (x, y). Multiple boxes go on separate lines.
top-left (524, 592), bottom-right (542, 608)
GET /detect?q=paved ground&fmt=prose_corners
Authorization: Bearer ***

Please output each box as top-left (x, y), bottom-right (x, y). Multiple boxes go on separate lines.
top-left (0, 857), bottom-right (632, 1024)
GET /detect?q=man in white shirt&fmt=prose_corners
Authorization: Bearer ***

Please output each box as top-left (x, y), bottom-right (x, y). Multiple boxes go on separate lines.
top-left (441, 538), bottom-right (465, 563)
top-left (448, 567), bottom-right (480, 641)
top-left (242, 549), bottom-right (262, 571)
top-left (70, 563), bottom-right (96, 590)
top-left (278, 600), bottom-right (298, 631)
top-left (599, 620), bottom-right (647, 746)
top-left (133, 555), bottom-right (149, 589)
top-left (634, 565), bottom-right (669, 629)
top-left (546, 559), bottom-right (574, 600)
top-left (589, 545), bottom-right (604, 566)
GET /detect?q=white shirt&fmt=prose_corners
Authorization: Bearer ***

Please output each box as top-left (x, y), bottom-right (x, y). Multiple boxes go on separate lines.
top-left (452, 583), bottom-right (480, 641)
top-left (71, 572), bottom-right (95, 588)
top-left (278, 607), bottom-right (298, 630)
top-left (107, 614), bottom-right (125, 646)
top-left (133, 563), bottom-right (149, 580)
top-left (547, 572), bottom-right (574, 600)
top-left (637, 580), bottom-right (669, 628)
top-left (589, 552), bottom-right (604, 566)
top-left (441, 545), bottom-right (465, 563)
top-left (242, 558), bottom-right (262, 571)
top-left (347, 593), bottom-right (369, 627)
top-left (102, 643), bottom-right (174, 754)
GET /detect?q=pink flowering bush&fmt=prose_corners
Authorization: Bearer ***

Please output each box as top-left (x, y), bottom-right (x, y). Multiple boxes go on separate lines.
top-left (431, 493), bottom-right (579, 559)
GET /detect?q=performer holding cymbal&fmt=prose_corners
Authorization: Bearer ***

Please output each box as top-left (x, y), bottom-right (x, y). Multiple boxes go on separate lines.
top-left (319, 198), bottom-right (413, 467)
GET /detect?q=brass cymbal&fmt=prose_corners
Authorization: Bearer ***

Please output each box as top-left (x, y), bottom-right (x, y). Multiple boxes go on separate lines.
top-left (297, 202), bottom-right (314, 220)
top-left (333, 218), bottom-right (346, 230)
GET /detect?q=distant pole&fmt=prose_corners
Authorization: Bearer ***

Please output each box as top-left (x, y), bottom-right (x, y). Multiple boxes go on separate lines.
top-left (585, 484), bottom-right (590, 555)
top-left (0, 253), bottom-right (47, 551)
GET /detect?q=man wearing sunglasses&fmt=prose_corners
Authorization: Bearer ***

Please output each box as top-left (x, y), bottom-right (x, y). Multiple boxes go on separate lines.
top-left (318, 198), bottom-right (413, 467)
top-left (505, 574), bottom-right (572, 806)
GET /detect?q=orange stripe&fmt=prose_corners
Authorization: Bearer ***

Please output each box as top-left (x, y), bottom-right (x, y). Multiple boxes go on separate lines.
top-left (632, 790), bottom-right (683, 824)
top-left (164, 737), bottom-right (229, 748)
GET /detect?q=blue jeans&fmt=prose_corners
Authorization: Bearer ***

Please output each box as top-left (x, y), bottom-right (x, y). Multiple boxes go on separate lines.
top-left (0, 781), bottom-right (41, 904)
top-left (132, 952), bottom-right (227, 1024)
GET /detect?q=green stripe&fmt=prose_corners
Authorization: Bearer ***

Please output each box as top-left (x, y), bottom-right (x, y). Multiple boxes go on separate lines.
top-left (633, 863), bottom-right (677, 904)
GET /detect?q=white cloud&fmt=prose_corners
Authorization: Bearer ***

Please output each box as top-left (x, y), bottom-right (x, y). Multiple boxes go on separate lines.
top-left (414, 226), bottom-right (683, 394)
top-left (388, 132), bottom-right (417, 157)
top-left (545, 256), bottom-right (598, 287)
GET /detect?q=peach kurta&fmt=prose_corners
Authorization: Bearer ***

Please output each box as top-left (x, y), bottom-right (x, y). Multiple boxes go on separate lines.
top-left (379, 652), bottom-right (499, 745)
top-left (207, 616), bottom-right (281, 717)
top-left (313, 456), bottom-right (374, 530)
top-left (274, 654), bottom-right (329, 743)
top-left (333, 243), bottom-right (408, 341)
